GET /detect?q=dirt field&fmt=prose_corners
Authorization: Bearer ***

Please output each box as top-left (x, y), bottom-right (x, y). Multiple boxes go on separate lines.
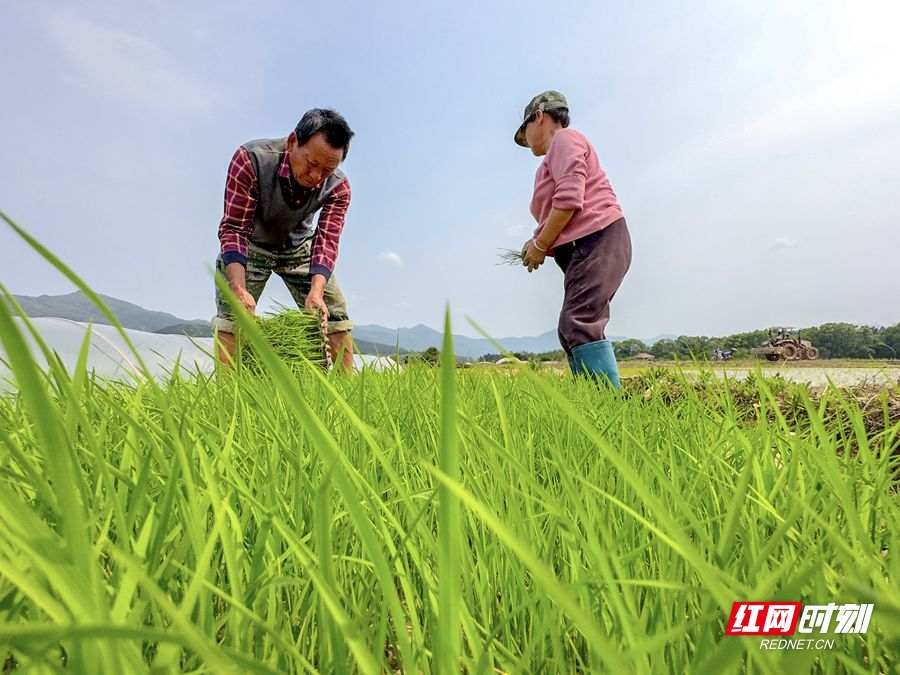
top-left (707, 366), bottom-right (900, 388)
top-left (616, 361), bottom-right (900, 389)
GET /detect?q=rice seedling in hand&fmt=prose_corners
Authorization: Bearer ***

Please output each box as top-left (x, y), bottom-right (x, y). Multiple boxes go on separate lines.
top-left (497, 247), bottom-right (526, 266)
top-left (238, 307), bottom-right (331, 372)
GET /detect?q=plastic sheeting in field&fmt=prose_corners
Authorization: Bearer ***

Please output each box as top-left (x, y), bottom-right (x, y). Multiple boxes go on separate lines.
top-left (0, 317), bottom-right (399, 391)
top-left (0, 317), bottom-right (215, 387)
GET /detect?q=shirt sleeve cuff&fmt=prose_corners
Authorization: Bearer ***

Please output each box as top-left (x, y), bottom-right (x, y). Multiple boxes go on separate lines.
top-left (222, 251), bottom-right (248, 267)
top-left (552, 175), bottom-right (586, 210)
top-left (309, 264), bottom-right (332, 280)
top-left (552, 198), bottom-right (584, 211)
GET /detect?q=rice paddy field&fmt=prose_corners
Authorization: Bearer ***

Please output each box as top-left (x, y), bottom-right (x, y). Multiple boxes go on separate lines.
top-left (1, 219), bottom-right (899, 673)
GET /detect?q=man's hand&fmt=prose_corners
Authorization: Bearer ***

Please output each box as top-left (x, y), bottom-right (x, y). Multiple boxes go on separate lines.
top-left (225, 262), bottom-right (256, 315)
top-left (233, 286), bottom-right (257, 315)
top-left (522, 238), bottom-right (547, 273)
top-left (304, 291), bottom-right (329, 318)
top-left (306, 274), bottom-right (330, 320)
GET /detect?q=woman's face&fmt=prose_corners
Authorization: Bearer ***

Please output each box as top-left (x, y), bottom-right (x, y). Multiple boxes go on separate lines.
top-left (524, 110), bottom-right (550, 156)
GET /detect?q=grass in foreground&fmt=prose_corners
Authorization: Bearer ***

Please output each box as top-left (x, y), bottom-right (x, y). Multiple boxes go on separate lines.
top-left (0, 330), bottom-right (897, 672)
top-left (0, 212), bottom-right (898, 673)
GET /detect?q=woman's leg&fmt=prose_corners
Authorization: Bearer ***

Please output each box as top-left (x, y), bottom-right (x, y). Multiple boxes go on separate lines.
top-left (559, 219), bottom-right (632, 386)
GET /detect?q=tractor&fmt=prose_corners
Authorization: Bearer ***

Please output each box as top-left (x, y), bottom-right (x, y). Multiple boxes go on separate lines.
top-left (710, 347), bottom-right (736, 361)
top-left (750, 326), bottom-right (819, 362)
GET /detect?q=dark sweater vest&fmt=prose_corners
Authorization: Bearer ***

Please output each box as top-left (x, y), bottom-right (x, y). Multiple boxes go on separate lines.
top-left (243, 137), bottom-right (346, 251)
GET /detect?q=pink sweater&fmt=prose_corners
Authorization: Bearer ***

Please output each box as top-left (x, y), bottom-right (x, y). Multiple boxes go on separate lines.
top-left (530, 128), bottom-right (624, 252)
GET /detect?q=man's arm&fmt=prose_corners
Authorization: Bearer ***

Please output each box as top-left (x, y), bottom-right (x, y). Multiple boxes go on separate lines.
top-left (306, 178), bottom-right (351, 317)
top-left (218, 147), bottom-right (259, 314)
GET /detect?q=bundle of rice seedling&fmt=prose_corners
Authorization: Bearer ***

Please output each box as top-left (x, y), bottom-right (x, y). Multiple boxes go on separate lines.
top-left (238, 308), bottom-right (331, 372)
top-left (496, 247), bottom-right (526, 266)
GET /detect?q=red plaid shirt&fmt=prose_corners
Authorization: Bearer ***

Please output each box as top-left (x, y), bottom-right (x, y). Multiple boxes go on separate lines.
top-left (218, 145), bottom-right (351, 279)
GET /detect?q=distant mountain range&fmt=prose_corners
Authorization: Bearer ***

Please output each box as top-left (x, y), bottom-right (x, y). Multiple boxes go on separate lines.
top-left (351, 325), bottom-right (676, 356)
top-left (7, 292), bottom-right (210, 334)
top-left (5, 292), bottom-right (673, 358)
top-left (354, 324), bottom-right (585, 357)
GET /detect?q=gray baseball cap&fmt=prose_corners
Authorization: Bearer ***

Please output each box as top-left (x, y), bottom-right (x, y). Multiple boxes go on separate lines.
top-left (514, 90), bottom-right (568, 147)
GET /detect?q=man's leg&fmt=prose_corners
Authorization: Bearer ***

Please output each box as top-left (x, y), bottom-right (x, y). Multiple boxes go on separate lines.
top-left (212, 251), bottom-right (273, 366)
top-left (316, 276), bottom-right (354, 371)
top-left (327, 331), bottom-right (354, 371)
top-left (278, 245), bottom-right (355, 372)
top-left (215, 329), bottom-right (238, 365)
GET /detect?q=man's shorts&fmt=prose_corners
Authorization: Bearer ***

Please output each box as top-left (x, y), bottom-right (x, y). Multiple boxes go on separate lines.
top-left (212, 239), bottom-right (353, 335)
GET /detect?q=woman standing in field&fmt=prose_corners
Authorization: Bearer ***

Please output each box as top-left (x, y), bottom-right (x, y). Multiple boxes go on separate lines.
top-left (516, 90), bottom-right (632, 388)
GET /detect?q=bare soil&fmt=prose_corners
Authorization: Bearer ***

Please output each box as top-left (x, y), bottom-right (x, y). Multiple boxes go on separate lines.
top-left (708, 366), bottom-right (900, 388)
top-left (618, 360), bottom-right (900, 389)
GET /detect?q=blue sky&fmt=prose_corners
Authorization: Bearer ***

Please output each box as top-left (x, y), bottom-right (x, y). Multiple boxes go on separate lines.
top-left (1, 0), bottom-right (898, 340)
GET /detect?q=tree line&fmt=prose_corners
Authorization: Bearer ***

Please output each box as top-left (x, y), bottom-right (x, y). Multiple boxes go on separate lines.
top-left (478, 322), bottom-right (900, 362)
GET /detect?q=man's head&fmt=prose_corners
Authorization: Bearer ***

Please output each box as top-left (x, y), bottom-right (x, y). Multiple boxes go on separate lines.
top-left (287, 109), bottom-right (355, 188)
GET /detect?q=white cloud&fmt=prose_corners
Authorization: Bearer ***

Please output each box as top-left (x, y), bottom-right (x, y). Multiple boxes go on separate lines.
top-left (46, 10), bottom-right (216, 116)
top-left (771, 237), bottom-right (797, 251)
top-left (377, 251), bottom-right (403, 266)
top-left (705, 63), bottom-right (900, 160)
top-left (504, 223), bottom-right (527, 238)
top-left (641, 1), bottom-right (900, 186)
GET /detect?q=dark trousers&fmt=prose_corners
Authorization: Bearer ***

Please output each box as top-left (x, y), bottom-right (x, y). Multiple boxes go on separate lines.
top-left (553, 217), bottom-right (632, 355)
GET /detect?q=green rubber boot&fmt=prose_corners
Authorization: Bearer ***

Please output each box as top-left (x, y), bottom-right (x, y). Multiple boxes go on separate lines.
top-left (567, 353), bottom-right (583, 377)
top-left (571, 340), bottom-right (621, 389)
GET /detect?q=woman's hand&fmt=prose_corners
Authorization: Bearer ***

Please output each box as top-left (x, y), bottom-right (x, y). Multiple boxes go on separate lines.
top-left (521, 210), bottom-right (573, 272)
top-left (522, 238), bottom-right (547, 272)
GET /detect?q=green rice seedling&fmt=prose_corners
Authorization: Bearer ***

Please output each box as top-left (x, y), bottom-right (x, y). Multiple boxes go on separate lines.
top-left (496, 247), bottom-right (526, 266)
top-left (238, 307), bottom-right (331, 373)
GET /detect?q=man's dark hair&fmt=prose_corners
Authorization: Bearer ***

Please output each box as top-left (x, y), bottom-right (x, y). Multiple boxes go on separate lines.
top-left (294, 109), bottom-right (355, 160)
top-left (527, 107), bottom-right (570, 129)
